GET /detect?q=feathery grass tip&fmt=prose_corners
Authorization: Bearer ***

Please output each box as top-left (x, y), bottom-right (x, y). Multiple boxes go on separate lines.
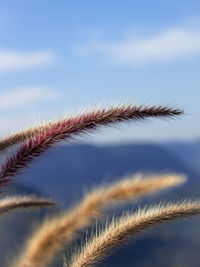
top-left (0, 104), bottom-right (183, 189)
top-left (69, 201), bottom-right (200, 267)
top-left (0, 104), bottom-right (183, 153)
top-left (0, 195), bottom-right (56, 215)
top-left (12, 173), bottom-right (185, 267)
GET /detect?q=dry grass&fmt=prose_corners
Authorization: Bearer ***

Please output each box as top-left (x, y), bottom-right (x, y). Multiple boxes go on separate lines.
top-left (0, 195), bottom-right (56, 215)
top-left (69, 201), bottom-right (200, 267)
top-left (0, 103), bottom-right (191, 267)
top-left (12, 173), bottom-right (184, 267)
top-left (0, 105), bottom-right (183, 190)
top-left (0, 104), bottom-right (183, 153)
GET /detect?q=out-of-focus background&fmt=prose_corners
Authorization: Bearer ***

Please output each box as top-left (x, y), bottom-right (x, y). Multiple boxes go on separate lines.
top-left (0, 1), bottom-right (200, 266)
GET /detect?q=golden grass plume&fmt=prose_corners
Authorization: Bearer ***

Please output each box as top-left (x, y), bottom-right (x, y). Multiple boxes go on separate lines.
top-left (12, 173), bottom-right (185, 267)
top-left (69, 201), bottom-right (200, 267)
top-left (0, 195), bottom-right (56, 215)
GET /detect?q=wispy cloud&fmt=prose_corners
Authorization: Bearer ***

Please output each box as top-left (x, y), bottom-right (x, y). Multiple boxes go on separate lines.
top-left (0, 86), bottom-right (57, 110)
top-left (76, 26), bottom-right (200, 66)
top-left (0, 50), bottom-right (54, 71)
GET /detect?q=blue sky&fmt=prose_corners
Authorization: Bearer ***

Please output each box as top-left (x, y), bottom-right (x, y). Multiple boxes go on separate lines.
top-left (0, 0), bottom-right (200, 143)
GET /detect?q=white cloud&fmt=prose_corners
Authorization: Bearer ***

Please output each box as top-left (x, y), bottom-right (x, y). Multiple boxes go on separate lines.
top-left (76, 26), bottom-right (200, 66)
top-left (0, 86), bottom-right (57, 110)
top-left (0, 50), bottom-right (54, 71)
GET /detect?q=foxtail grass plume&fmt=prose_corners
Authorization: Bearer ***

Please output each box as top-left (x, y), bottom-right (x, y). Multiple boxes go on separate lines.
top-left (0, 104), bottom-right (183, 189)
top-left (69, 201), bottom-right (200, 267)
top-left (0, 195), bottom-right (56, 215)
top-left (0, 104), bottom-right (183, 153)
top-left (12, 173), bottom-right (185, 267)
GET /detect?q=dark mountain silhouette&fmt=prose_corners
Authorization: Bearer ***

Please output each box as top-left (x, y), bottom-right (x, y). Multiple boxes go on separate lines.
top-left (15, 142), bottom-right (199, 204)
top-left (164, 139), bottom-right (200, 174)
